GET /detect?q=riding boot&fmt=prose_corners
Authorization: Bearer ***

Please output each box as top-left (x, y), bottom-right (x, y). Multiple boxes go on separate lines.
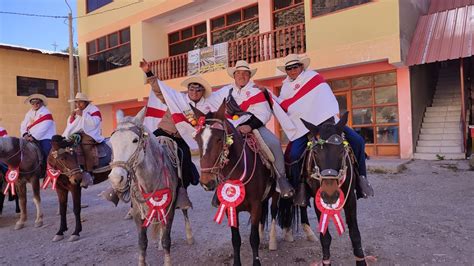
top-left (294, 182), bottom-right (307, 207)
top-left (357, 175), bottom-right (374, 199)
top-left (101, 186), bottom-right (120, 206)
top-left (276, 176), bottom-right (294, 199)
top-left (175, 187), bottom-right (193, 210)
top-left (80, 171), bottom-right (94, 189)
top-left (211, 192), bottom-right (219, 208)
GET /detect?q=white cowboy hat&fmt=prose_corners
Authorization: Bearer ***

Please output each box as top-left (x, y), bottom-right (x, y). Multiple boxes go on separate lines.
top-left (24, 94), bottom-right (48, 106)
top-left (227, 60), bottom-right (257, 78)
top-left (68, 92), bottom-right (92, 103)
top-left (277, 54), bottom-right (311, 73)
top-left (181, 76), bottom-right (213, 98)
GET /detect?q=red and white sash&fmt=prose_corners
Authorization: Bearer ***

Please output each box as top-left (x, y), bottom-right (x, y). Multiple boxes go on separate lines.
top-left (20, 106), bottom-right (56, 140)
top-left (0, 127), bottom-right (7, 137)
top-left (315, 188), bottom-right (345, 236)
top-left (42, 166), bottom-right (61, 190)
top-left (63, 104), bottom-right (104, 143)
top-left (214, 180), bottom-right (246, 228)
top-left (142, 188), bottom-right (172, 228)
top-left (144, 90), bottom-right (167, 132)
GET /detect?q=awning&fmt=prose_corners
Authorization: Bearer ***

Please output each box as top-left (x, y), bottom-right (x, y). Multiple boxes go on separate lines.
top-left (407, 5), bottom-right (474, 66)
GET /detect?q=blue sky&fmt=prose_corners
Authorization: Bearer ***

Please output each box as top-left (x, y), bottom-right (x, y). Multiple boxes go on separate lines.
top-left (0, 0), bottom-right (78, 52)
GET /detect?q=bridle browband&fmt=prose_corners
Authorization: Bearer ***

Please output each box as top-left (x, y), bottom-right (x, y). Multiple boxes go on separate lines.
top-left (50, 146), bottom-right (83, 177)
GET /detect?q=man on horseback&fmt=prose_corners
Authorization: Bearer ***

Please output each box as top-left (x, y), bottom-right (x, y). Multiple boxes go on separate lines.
top-left (62, 92), bottom-right (104, 187)
top-left (20, 94), bottom-right (56, 171)
top-left (140, 59), bottom-right (206, 209)
top-left (274, 54), bottom-right (374, 202)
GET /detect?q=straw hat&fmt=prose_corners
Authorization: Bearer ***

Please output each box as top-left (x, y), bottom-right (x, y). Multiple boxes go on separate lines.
top-left (181, 76), bottom-right (213, 98)
top-left (68, 92), bottom-right (92, 103)
top-left (277, 54), bottom-right (310, 73)
top-left (227, 60), bottom-right (257, 78)
top-left (24, 94), bottom-right (48, 106)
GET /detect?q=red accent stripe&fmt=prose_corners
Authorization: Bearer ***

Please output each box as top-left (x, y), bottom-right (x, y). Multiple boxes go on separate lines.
top-left (239, 92), bottom-right (267, 111)
top-left (280, 74), bottom-right (326, 112)
top-left (27, 114), bottom-right (53, 130)
top-left (145, 107), bottom-right (165, 118)
top-left (171, 113), bottom-right (187, 124)
top-left (90, 111), bottom-right (102, 120)
top-left (69, 116), bottom-right (75, 123)
top-left (0, 130), bottom-right (7, 137)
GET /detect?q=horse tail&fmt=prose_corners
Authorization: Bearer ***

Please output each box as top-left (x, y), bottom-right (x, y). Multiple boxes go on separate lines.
top-left (277, 198), bottom-right (296, 229)
top-left (259, 199), bottom-right (269, 229)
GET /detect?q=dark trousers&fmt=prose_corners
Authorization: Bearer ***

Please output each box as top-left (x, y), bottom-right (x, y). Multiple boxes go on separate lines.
top-left (153, 129), bottom-right (199, 188)
top-left (38, 139), bottom-right (52, 163)
top-left (343, 126), bottom-right (367, 177)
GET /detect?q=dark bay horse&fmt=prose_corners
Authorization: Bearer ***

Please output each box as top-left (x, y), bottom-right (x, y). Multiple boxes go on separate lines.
top-left (46, 135), bottom-right (111, 242)
top-left (109, 110), bottom-right (193, 266)
top-left (192, 103), bottom-right (280, 266)
top-left (0, 137), bottom-right (43, 229)
top-left (299, 112), bottom-right (369, 265)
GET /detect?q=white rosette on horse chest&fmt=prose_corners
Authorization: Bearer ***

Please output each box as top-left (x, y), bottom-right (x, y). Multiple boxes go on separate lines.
top-left (315, 188), bottom-right (346, 236)
top-left (214, 180), bottom-right (246, 228)
top-left (142, 188), bottom-right (172, 228)
top-left (3, 167), bottom-right (19, 196)
top-left (42, 166), bottom-right (61, 190)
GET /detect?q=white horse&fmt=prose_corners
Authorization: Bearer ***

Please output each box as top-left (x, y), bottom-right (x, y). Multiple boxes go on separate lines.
top-left (108, 109), bottom-right (193, 266)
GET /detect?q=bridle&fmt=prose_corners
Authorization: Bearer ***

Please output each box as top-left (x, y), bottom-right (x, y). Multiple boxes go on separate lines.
top-left (50, 146), bottom-right (83, 177)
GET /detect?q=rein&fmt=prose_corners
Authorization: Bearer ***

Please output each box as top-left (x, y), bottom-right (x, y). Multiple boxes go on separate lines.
top-left (50, 147), bottom-right (83, 177)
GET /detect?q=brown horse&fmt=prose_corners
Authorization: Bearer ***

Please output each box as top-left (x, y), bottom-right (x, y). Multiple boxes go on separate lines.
top-left (0, 137), bottom-right (44, 230)
top-left (192, 102), bottom-right (280, 266)
top-left (47, 135), bottom-right (110, 242)
top-left (299, 112), bottom-right (369, 266)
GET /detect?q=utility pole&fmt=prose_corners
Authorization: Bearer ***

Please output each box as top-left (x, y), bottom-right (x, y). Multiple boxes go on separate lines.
top-left (68, 12), bottom-right (75, 111)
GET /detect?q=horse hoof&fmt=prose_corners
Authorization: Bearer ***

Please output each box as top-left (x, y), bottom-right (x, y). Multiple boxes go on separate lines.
top-left (157, 243), bottom-right (163, 251)
top-left (283, 229), bottom-right (294, 242)
top-left (303, 224), bottom-right (317, 242)
top-left (68, 235), bottom-right (80, 242)
top-left (35, 221), bottom-right (43, 228)
top-left (123, 212), bottom-right (133, 220)
top-left (164, 254), bottom-right (171, 266)
top-left (14, 223), bottom-right (25, 230)
top-left (52, 235), bottom-right (64, 242)
top-left (269, 240), bottom-right (277, 251)
top-left (186, 237), bottom-right (194, 245)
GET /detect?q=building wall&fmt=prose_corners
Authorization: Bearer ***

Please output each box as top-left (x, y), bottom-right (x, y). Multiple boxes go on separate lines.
top-left (0, 48), bottom-right (71, 136)
top-left (398, 0), bottom-right (430, 63)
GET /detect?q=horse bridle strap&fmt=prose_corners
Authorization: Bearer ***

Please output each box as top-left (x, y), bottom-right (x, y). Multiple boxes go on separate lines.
top-left (308, 134), bottom-right (349, 183)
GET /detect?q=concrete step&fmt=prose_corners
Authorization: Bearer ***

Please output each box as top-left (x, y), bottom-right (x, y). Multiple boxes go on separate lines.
top-left (424, 110), bottom-right (460, 117)
top-left (426, 106), bottom-right (461, 112)
top-left (413, 152), bottom-right (465, 160)
top-left (432, 99), bottom-right (461, 105)
top-left (417, 139), bottom-right (461, 146)
top-left (419, 133), bottom-right (462, 140)
top-left (422, 122), bottom-right (460, 128)
top-left (416, 146), bottom-right (462, 153)
top-left (424, 116), bottom-right (460, 123)
top-left (420, 127), bottom-right (461, 134)
top-left (432, 102), bottom-right (462, 107)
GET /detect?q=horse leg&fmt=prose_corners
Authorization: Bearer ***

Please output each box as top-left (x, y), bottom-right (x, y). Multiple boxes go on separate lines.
top-left (134, 214), bottom-right (148, 266)
top-left (15, 182), bottom-right (27, 230)
top-left (69, 184), bottom-right (82, 242)
top-left (31, 176), bottom-right (43, 228)
top-left (315, 208), bottom-right (332, 265)
top-left (258, 199), bottom-right (268, 249)
top-left (182, 209), bottom-right (194, 245)
top-left (250, 205), bottom-right (262, 266)
top-left (0, 190), bottom-right (4, 215)
top-left (278, 198), bottom-right (294, 242)
top-left (301, 206), bottom-right (317, 242)
top-left (269, 193), bottom-right (279, 251)
top-left (231, 227), bottom-right (242, 266)
top-left (344, 194), bottom-right (366, 266)
top-left (53, 187), bottom-right (68, 242)
top-left (161, 208), bottom-right (176, 266)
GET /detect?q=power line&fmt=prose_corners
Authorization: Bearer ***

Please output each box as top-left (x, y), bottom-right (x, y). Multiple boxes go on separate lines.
top-left (0, 11), bottom-right (67, 19)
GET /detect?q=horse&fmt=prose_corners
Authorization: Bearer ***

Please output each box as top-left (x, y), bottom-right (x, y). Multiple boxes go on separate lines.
top-left (108, 109), bottom-right (194, 266)
top-left (0, 137), bottom-right (43, 230)
top-left (298, 112), bottom-right (370, 265)
top-left (46, 134), bottom-right (111, 242)
top-left (191, 102), bottom-right (281, 266)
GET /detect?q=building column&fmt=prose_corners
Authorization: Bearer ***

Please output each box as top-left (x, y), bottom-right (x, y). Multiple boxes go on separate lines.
top-left (258, 0), bottom-right (272, 33)
top-left (397, 66), bottom-right (413, 159)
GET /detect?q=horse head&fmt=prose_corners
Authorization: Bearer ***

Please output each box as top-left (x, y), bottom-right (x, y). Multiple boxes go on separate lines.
top-left (48, 135), bottom-right (84, 185)
top-left (191, 101), bottom-right (239, 191)
top-left (108, 108), bottom-right (148, 202)
top-left (302, 112), bottom-right (350, 205)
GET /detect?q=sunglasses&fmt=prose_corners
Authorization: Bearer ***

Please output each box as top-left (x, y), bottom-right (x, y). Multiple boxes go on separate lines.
top-left (285, 64), bottom-right (302, 71)
top-left (188, 84), bottom-right (204, 93)
top-left (30, 100), bottom-right (42, 105)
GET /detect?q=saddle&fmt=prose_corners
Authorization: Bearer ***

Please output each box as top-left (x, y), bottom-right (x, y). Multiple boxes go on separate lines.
top-left (74, 133), bottom-right (112, 173)
top-left (248, 130), bottom-right (276, 176)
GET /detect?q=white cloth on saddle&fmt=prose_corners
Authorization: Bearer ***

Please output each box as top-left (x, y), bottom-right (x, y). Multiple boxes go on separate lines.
top-left (0, 127), bottom-right (7, 137)
top-left (20, 106), bottom-right (56, 140)
top-left (63, 103), bottom-right (104, 143)
top-left (274, 70), bottom-right (340, 139)
top-left (252, 129), bottom-right (275, 163)
top-left (143, 89), bottom-right (167, 132)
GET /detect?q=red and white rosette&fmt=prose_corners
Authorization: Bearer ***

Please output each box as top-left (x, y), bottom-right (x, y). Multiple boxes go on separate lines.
top-left (315, 188), bottom-right (346, 236)
top-left (3, 167), bottom-right (19, 196)
top-left (142, 188), bottom-right (172, 228)
top-left (214, 180), bottom-right (246, 228)
top-left (42, 166), bottom-right (61, 190)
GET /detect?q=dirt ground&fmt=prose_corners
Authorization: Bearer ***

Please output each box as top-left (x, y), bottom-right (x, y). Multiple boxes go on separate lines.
top-left (0, 159), bottom-right (473, 265)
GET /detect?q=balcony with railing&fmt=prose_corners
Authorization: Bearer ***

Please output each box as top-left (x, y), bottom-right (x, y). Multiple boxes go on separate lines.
top-left (150, 23), bottom-right (306, 80)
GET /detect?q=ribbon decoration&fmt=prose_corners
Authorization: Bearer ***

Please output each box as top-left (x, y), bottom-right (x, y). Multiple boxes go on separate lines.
top-left (142, 188), bottom-right (172, 228)
top-left (3, 167), bottom-right (19, 196)
top-left (194, 116), bottom-right (206, 132)
top-left (42, 166), bottom-right (61, 190)
top-left (315, 188), bottom-right (345, 236)
top-left (214, 180), bottom-right (246, 228)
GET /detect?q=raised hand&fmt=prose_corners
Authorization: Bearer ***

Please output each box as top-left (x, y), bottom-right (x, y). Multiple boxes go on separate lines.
top-left (139, 58), bottom-right (150, 73)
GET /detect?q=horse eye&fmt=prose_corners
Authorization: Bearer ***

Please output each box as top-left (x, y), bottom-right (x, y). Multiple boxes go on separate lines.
top-left (133, 138), bottom-right (139, 143)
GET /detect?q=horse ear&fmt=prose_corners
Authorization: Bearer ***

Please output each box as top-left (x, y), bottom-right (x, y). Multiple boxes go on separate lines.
top-left (116, 109), bottom-right (125, 123)
top-left (300, 118), bottom-right (319, 136)
top-left (215, 99), bottom-right (226, 119)
top-left (189, 104), bottom-right (205, 119)
top-left (335, 111), bottom-right (349, 132)
top-left (133, 107), bottom-right (146, 124)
